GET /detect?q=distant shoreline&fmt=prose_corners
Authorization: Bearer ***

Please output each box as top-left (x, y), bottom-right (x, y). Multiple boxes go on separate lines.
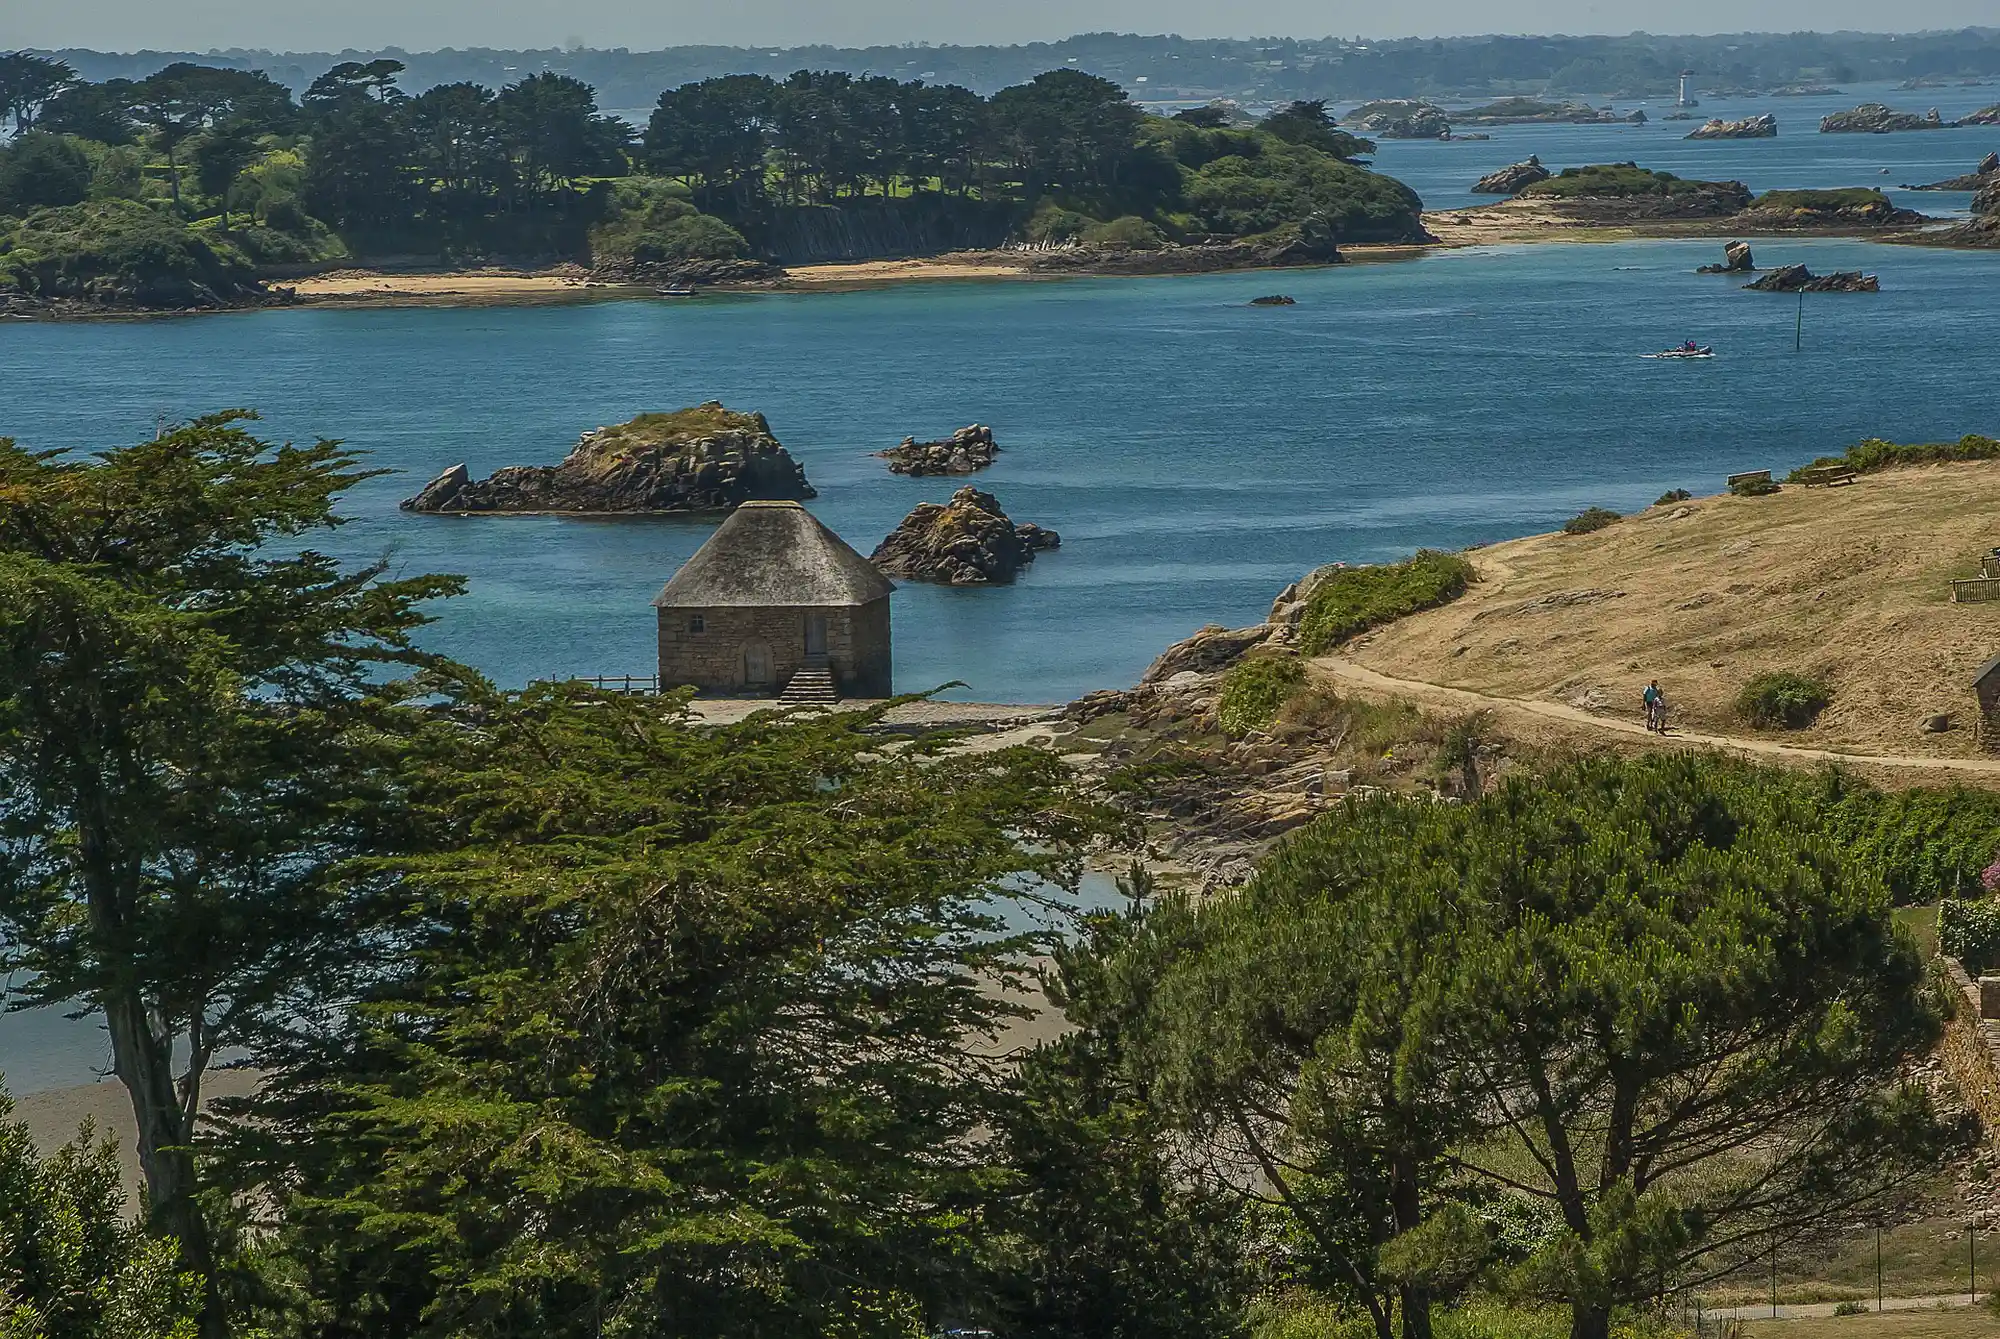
top-left (8, 215), bottom-right (1988, 322)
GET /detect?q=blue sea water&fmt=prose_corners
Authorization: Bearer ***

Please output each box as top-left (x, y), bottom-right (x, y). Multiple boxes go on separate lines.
top-left (1361, 81), bottom-right (2000, 214)
top-left (3, 235), bottom-right (1999, 709)
top-left (4, 82), bottom-right (2000, 1098)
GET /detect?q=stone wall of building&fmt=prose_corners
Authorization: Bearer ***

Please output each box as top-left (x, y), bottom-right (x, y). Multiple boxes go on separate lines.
top-left (1941, 955), bottom-right (2000, 1147)
top-left (658, 598), bottom-right (891, 697)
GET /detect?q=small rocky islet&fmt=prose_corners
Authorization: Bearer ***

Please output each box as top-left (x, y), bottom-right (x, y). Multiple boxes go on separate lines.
top-left (401, 403), bottom-right (815, 514)
top-left (1684, 113), bottom-right (1778, 140)
top-left (1818, 103), bottom-right (1949, 132)
top-left (870, 486), bottom-right (1059, 586)
top-left (1470, 156), bottom-right (1551, 195)
top-left (877, 424), bottom-right (1001, 476)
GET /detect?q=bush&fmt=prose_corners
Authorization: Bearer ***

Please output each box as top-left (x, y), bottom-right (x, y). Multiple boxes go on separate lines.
top-left (1562, 506), bottom-right (1620, 535)
top-left (1080, 214), bottom-right (1167, 249)
top-left (0, 200), bottom-right (258, 304)
top-left (0, 131), bottom-right (94, 214)
top-left (1297, 551), bottom-right (1476, 655)
top-left (1789, 434), bottom-right (2000, 479)
top-left (1731, 477), bottom-right (1781, 496)
top-left (1831, 1301), bottom-right (1869, 1317)
top-left (1219, 655), bottom-right (1306, 737)
top-left (589, 194), bottom-right (747, 268)
top-left (1818, 780), bottom-right (2000, 905)
top-left (1654, 488), bottom-right (1691, 506)
top-left (1737, 671), bottom-right (1832, 730)
top-left (1938, 897), bottom-right (2000, 973)
top-left (1024, 199), bottom-right (1093, 244)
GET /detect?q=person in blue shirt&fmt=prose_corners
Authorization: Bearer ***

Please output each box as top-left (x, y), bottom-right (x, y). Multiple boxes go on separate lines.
top-left (1642, 679), bottom-right (1666, 732)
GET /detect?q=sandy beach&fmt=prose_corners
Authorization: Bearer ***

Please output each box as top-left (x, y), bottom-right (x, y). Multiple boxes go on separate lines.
top-left (782, 255), bottom-right (1033, 286)
top-left (288, 268), bottom-right (606, 305)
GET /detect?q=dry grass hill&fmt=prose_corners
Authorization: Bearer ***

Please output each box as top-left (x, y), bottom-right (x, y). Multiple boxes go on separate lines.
top-left (1337, 461), bottom-right (2000, 763)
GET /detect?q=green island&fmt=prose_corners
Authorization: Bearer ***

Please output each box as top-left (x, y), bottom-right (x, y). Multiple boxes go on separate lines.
top-left (0, 52), bottom-right (1427, 313)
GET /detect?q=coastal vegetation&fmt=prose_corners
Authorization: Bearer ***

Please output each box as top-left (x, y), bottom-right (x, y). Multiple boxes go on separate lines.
top-left (0, 410), bottom-right (1991, 1339)
top-left (1736, 669), bottom-right (1834, 728)
top-left (1296, 550), bottom-right (1476, 655)
top-left (0, 50), bottom-right (1426, 309)
top-left (1561, 505), bottom-right (1620, 534)
top-left (1790, 433), bottom-right (2000, 477)
top-left (1523, 164), bottom-right (1745, 201)
top-left (1217, 653), bottom-right (1305, 736)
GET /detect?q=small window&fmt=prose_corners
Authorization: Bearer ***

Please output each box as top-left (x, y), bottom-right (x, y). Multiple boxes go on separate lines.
top-left (688, 614), bottom-right (705, 634)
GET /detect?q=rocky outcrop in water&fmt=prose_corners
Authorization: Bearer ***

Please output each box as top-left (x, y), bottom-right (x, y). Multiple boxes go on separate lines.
top-left (869, 487), bottom-right (1059, 585)
top-left (1697, 241), bottom-right (1757, 273)
top-left (1143, 624), bottom-right (1275, 682)
top-left (1453, 98), bottom-right (1644, 126)
top-left (1685, 113), bottom-right (1778, 140)
top-left (1743, 265), bottom-right (1880, 293)
top-left (1471, 156), bottom-right (1552, 195)
top-left (1735, 189), bottom-right (1926, 230)
top-left (878, 425), bottom-right (1001, 476)
top-left (401, 403), bottom-right (815, 514)
top-left (1908, 153), bottom-right (2000, 190)
top-left (1819, 103), bottom-right (1947, 132)
top-left (1348, 99), bottom-right (1452, 138)
top-left (588, 256), bottom-right (784, 287)
top-left (1961, 104), bottom-right (2000, 126)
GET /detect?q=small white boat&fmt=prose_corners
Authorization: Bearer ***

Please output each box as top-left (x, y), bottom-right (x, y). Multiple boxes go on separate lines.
top-left (655, 286), bottom-right (699, 298)
top-left (1644, 345), bottom-right (1715, 360)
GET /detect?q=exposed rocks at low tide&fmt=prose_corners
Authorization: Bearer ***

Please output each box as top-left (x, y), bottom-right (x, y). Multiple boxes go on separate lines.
top-left (1908, 153), bottom-right (2000, 191)
top-left (1734, 190), bottom-right (1926, 230)
top-left (1685, 113), bottom-right (1778, 140)
top-left (1743, 264), bottom-right (1880, 293)
top-left (588, 256), bottom-right (786, 288)
top-left (401, 403), bottom-right (815, 514)
top-left (1471, 156), bottom-right (1552, 195)
top-left (1696, 241), bottom-right (1757, 273)
top-left (870, 486), bottom-right (1059, 585)
top-left (878, 425), bottom-right (1000, 476)
top-left (1961, 104), bottom-right (2000, 126)
top-left (1819, 103), bottom-right (1948, 132)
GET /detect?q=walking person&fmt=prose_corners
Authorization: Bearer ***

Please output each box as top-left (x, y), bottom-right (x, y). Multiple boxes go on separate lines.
top-left (1642, 679), bottom-right (1667, 734)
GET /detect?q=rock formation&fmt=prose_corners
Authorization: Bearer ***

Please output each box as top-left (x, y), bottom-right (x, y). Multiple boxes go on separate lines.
top-left (1742, 265), bottom-right (1880, 293)
top-left (1734, 190), bottom-right (1925, 229)
top-left (1471, 156), bottom-right (1552, 195)
top-left (1819, 103), bottom-right (1948, 133)
top-left (401, 403), bottom-right (815, 514)
top-left (1696, 241), bottom-right (1757, 273)
top-left (1348, 99), bottom-right (1452, 139)
top-left (1142, 624), bottom-right (1275, 683)
top-left (869, 487), bottom-right (1059, 585)
top-left (1962, 104), bottom-right (2000, 126)
top-left (878, 424), bottom-right (1000, 476)
top-left (1909, 153), bottom-right (2000, 190)
top-left (1685, 113), bottom-right (1778, 140)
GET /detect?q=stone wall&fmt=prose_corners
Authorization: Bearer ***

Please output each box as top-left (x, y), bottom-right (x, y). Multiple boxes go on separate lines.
top-left (658, 599), bottom-right (891, 698)
top-left (1940, 956), bottom-right (2000, 1145)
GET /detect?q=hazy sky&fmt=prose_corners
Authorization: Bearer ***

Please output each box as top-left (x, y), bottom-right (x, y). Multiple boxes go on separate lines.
top-left (6, 1), bottom-right (1998, 54)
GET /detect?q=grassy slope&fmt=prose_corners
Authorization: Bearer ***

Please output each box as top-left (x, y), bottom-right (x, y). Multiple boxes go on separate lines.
top-left (1335, 461), bottom-right (2000, 765)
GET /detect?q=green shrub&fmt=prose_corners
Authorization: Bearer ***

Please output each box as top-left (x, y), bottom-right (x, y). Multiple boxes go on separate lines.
top-left (0, 200), bottom-right (257, 303)
top-left (1562, 506), bottom-right (1620, 535)
top-left (1818, 780), bottom-right (2000, 905)
top-left (1831, 1300), bottom-right (1869, 1316)
top-left (1080, 214), bottom-right (1167, 249)
top-left (1788, 434), bottom-right (2000, 480)
top-left (1025, 199), bottom-right (1093, 244)
top-left (1753, 187), bottom-right (1894, 211)
top-left (1938, 897), bottom-right (2000, 973)
top-left (1297, 551), bottom-right (1476, 655)
top-left (1219, 655), bottom-right (1306, 737)
top-left (1730, 476), bottom-right (1781, 496)
top-left (589, 194), bottom-right (746, 268)
top-left (0, 131), bottom-right (94, 213)
top-left (1737, 671), bottom-right (1832, 730)
top-left (1653, 488), bottom-right (1691, 506)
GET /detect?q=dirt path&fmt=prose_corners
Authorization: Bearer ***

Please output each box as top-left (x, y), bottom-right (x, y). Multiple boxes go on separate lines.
top-left (1311, 655), bottom-right (2000, 777)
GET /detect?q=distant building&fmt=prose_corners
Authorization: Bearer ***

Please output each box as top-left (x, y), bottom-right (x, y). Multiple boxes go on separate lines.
top-left (653, 501), bottom-right (894, 699)
top-left (1677, 70), bottom-right (1699, 108)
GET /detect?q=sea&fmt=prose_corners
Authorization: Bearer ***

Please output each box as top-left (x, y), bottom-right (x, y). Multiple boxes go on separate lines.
top-left (2, 78), bottom-right (1999, 1094)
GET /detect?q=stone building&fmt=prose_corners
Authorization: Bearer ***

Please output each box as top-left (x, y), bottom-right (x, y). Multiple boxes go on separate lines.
top-left (653, 501), bottom-right (894, 699)
top-left (1976, 654), bottom-right (2000, 745)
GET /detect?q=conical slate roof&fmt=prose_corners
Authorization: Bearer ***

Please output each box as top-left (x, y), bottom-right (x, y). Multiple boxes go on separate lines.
top-left (653, 501), bottom-right (895, 609)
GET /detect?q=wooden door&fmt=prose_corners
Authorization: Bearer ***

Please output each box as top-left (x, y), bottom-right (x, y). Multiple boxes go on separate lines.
top-left (743, 642), bottom-right (773, 687)
top-left (804, 613), bottom-right (829, 657)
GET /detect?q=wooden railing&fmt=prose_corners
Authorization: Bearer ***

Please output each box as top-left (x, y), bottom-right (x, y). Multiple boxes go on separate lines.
top-left (1952, 578), bottom-right (2000, 604)
top-left (564, 674), bottom-right (661, 695)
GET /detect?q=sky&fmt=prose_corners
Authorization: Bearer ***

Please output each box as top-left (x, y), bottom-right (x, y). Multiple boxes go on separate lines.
top-left (6, 1), bottom-right (1999, 54)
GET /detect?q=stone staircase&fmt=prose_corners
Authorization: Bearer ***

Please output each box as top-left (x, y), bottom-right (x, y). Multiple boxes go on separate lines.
top-left (778, 661), bottom-right (839, 706)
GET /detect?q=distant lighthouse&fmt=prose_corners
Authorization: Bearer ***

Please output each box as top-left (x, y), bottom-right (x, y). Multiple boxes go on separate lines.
top-left (1677, 70), bottom-right (1699, 109)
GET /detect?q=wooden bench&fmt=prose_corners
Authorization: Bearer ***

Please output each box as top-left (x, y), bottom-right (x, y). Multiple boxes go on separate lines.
top-left (1725, 469), bottom-right (1772, 489)
top-left (1796, 465), bottom-right (1858, 488)
top-left (1951, 578), bottom-right (2000, 604)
